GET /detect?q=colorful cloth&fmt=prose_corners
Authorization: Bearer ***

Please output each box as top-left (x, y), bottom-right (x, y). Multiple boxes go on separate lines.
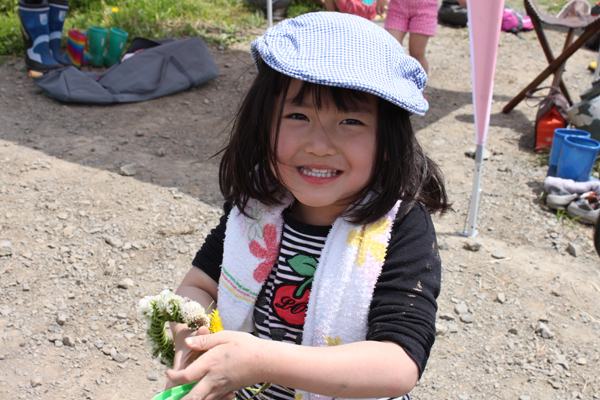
top-left (384, 0), bottom-right (438, 37)
top-left (217, 196), bottom-right (401, 400)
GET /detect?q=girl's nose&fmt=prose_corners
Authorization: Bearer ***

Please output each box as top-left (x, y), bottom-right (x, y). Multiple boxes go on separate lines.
top-left (304, 124), bottom-right (336, 156)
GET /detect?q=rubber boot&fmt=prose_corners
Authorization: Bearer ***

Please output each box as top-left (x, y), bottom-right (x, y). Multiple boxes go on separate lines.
top-left (48, 0), bottom-right (70, 65)
top-left (18, 0), bottom-right (61, 71)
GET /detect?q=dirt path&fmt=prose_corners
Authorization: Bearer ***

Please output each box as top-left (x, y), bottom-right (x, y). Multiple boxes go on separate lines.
top-left (0, 21), bottom-right (599, 400)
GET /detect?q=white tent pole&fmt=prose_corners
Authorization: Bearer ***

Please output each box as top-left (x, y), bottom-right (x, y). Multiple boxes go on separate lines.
top-left (267, 0), bottom-right (273, 27)
top-left (462, 144), bottom-right (485, 238)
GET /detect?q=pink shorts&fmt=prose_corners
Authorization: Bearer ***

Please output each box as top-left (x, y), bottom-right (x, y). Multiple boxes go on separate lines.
top-left (384, 0), bottom-right (438, 37)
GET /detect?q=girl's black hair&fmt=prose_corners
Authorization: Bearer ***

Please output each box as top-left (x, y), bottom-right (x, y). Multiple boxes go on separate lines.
top-left (219, 60), bottom-right (450, 224)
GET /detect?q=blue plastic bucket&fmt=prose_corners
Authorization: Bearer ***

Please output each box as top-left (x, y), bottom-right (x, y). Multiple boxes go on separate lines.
top-left (557, 136), bottom-right (600, 181)
top-left (548, 128), bottom-right (590, 177)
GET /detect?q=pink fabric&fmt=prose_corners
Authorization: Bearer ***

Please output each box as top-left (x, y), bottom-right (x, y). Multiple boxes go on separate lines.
top-left (384, 0), bottom-right (438, 36)
top-left (335, 0), bottom-right (377, 20)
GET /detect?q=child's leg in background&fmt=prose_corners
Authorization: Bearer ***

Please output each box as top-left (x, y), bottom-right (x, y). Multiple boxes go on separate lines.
top-left (408, 33), bottom-right (430, 74)
top-left (384, 0), bottom-right (408, 47)
top-left (405, 0), bottom-right (438, 74)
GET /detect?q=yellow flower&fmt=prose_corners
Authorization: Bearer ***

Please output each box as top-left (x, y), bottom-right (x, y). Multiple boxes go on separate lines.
top-left (324, 336), bottom-right (342, 346)
top-left (347, 219), bottom-right (390, 266)
top-left (209, 309), bottom-right (224, 333)
top-left (111, 7), bottom-right (119, 13)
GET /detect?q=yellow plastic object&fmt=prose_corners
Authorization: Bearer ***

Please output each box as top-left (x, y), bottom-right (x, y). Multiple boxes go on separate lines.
top-left (589, 61), bottom-right (597, 72)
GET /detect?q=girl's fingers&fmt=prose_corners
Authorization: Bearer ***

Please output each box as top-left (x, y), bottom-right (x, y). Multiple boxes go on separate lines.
top-left (184, 330), bottom-right (226, 351)
top-left (166, 363), bottom-right (208, 386)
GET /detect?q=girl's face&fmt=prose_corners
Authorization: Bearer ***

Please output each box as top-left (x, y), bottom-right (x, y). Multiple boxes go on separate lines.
top-left (273, 79), bottom-right (378, 226)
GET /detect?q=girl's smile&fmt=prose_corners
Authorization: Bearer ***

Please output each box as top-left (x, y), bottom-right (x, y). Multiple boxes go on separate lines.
top-left (273, 79), bottom-right (379, 226)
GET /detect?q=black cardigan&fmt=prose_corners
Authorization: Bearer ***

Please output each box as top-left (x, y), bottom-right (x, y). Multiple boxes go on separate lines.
top-left (192, 201), bottom-right (441, 376)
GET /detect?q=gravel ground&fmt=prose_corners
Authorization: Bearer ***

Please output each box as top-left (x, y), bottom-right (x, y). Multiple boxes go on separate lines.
top-left (0, 19), bottom-right (599, 400)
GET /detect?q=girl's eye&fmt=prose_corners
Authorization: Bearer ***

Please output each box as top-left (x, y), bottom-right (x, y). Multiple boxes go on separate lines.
top-left (341, 119), bottom-right (363, 125)
top-left (287, 113), bottom-right (309, 121)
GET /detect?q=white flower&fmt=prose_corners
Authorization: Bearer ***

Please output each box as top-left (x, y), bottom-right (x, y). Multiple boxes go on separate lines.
top-left (180, 299), bottom-right (209, 327)
top-left (138, 295), bottom-right (157, 321)
top-left (156, 290), bottom-right (181, 315)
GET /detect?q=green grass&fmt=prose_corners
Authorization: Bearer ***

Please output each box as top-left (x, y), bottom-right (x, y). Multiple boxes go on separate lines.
top-left (0, 0), bottom-right (269, 57)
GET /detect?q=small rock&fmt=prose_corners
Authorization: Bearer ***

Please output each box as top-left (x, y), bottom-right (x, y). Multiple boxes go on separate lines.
top-left (63, 336), bottom-right (75, 347)
top-left (0, 240), bottom-right (12, 257)
top-left (156, 148), bottom-right (166, 157)
top-left (22, 283), bottom-right (30, 292)
top-left (57, 313), bottom-right (67, 326)
top-left (495, 292), bottom-right (506, 304)
top-left (47, 333), bottom-right (63, 342)
top-left (93, 340), bottom-right (104, 348)
top-left (460, 314), bottom-right (474, 323)
top-left (519, 395), bottom-right (531, 400)
top-left (118, 278), bottom-right (135, 289)
top-left (57, 212), bottom-right (68, 220)
top-left (120, 163), bottom-right (137, 176)
top-left (439, 242), bottom-right (451, 250)
top-left (135, 129), bottom-right (146, 137)
top-left (31, 376), bottom-right (43, 387)
top-left (102, 346), bottom-right (113, 355)
top-left (555, 356), bottom-right (569, 370)
top-left (112, 352), bottom-right (128, 363)
top-left (535, 323), bottom-right (555, 339)
top-left (439, 312), bottom-right (455, 321)
top-left (448, 323), bottom-right (459, 333)
top-left (90, 323), bottom-right (100, 331)
top-left (147, 372), bottom-right (159, 381)
top-left (491, 251), bottom-right (507, 259)
top-left (508, 327), bottom-right (518, 335)
top-left (63, 225), bottom-right (76, 237)
top-left (45, 202), bottom-right (59, 211)
top-left (436, 323), bottom-right (448, 336)
top-left (549, 380), bottom-right (562, 390)
top-left (224, 63), bottom-right (231, 68)
top-left (465, 147), bottom-right (491, 160)
top-left (575, 357), bottom-right (587, 365)
top-left (567, 242), bottom-right (579, 257)
top-left (104, 236), bottom-right (123, 248)
top-left (464, 239), bottom-right (482, 252)
top-left (454, 303), bottom-right (469, 315)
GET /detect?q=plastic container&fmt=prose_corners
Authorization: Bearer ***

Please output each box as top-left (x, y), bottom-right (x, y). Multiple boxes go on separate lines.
top-left (88, 26), bottom-right (108, 67)
top-left (557, 136), bottom-right (600, 182)
top-left (103, 27), bottom-right (128, 67)
top-left (151, 382), bottom-right (197, 400)
top-left (536, 108), bottom-right (567, 151)
top-left (65, 29), bottom-right (87, 67)
top-left (547, 128), bottom-right (590, 177)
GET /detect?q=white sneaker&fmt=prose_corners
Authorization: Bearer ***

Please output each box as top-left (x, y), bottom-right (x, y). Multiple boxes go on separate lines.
top-left (567, 192), bottom-right (600, 224)
top-left (546, 185), bottom-right (578, 210)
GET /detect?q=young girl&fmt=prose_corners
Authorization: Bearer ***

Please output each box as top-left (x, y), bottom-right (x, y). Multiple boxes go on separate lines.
top-left (166, 12), bottom-right (449, 400)
top-left (375, 0), bottom-right (438, 74)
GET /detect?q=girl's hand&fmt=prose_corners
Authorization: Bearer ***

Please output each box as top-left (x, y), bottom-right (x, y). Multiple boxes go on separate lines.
top-left (165, 326), bottom-right (209, 390)
top-left (166, 330), bottom-right (266, 400)
top-left (376, 0), bottom-right (389, 16)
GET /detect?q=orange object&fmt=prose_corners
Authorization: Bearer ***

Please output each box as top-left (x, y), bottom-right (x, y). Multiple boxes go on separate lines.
top-left (536, 107), bottom-right (567, 151)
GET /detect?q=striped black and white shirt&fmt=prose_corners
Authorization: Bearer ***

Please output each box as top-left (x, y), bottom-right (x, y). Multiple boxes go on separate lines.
top-left (238, 208), bottom-right (331, 400)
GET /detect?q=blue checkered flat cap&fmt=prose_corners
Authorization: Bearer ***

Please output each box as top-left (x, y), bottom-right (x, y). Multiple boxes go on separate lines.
top-left (251, 12), bottom-right (428, 115)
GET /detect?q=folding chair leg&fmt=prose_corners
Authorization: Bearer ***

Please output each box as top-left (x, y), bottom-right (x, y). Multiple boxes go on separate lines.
top-left (502, 21), bottom-right (600, 114)
top-left (530, 15), bottom-right (573, 105)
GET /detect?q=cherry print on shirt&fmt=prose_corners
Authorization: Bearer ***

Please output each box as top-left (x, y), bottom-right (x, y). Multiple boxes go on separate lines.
top-left (273, 254), bottom-right (317, 326)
